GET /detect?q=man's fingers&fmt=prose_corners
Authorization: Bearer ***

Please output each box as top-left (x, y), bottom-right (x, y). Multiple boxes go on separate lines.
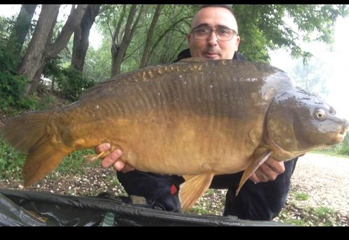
top-left (101, 155), bottom-right (115, 168)
top-left (266, 159), bottom-right (285, 174)
top-left (98, 148), bottom-right (134, 173)
top-left (249, 173), bottom-right (259, 183)
top-left (101, 149), bottom-right (122, 168)
top-left (95, 143), bottom-right (111, 153)
top-left (114, 160), bottom-right (126, 171)
top-left (249, 159), bottom-right (285, 183)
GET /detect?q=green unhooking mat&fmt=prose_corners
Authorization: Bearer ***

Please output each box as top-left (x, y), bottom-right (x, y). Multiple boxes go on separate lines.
top-left (0, 188), bottom-right (286, 226)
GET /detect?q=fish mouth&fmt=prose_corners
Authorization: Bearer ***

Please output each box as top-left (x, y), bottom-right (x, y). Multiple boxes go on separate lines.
top-left (340, 119), bottom-right (349, 135)
top-left (333, 120), bottom-right (349, 143)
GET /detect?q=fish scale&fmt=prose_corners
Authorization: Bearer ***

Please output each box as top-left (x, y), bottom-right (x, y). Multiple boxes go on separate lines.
top-left (1, 58), bottom-right (348, 211)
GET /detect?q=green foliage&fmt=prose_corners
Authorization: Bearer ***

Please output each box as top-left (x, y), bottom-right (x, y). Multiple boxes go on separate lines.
top-left (187, 206), bottom-right (211, 215)
top-left (0, 15), bottom-right (44, 112)
top-left (0, 15), bottom-right (16, 41)
top-left (233, 4), bottom-right (348, 62)
top-left (85, 41), bottom-right (112, 82)
top-left (338, 134), bottom-right (349, 155)
top-left (278, 203), bottom-right (345, 226)
top-left (91, 4), bottom-right (348, 73)
top-left (55, 66), bottom-right (95, 101)
top-left (0, 139), bottom-right (25, 180)
top-left (55, 149), bottom-right (98, 176)
top-left (1, 4), bottom-right (347, 111)
top-left (144, 5), bottom-right (196, 65)
top-left (0, 44), bottom-right (28, 110)
top-left (294, 192), bottom-right (310, 201)
top-left (94, 4), bottom-right (195, 76)
top-left (315, 207), bottom-right (334, 219)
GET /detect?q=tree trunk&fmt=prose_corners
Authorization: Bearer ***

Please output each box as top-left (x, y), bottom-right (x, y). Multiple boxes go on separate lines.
top-left (111, 5), bottom-right (143, 76)
top-left (139, 5), bottom-right (162, 68)
top-left (18, 4), bottom-right (88, 95)
top-left (46, 5), bottom-right (88, 58)
top-left (18, 5), bottom-right (60, 95)
top-left (72, 4), bottom-right (101, 72)
top-left (7, 4), bottom-right (37, 57)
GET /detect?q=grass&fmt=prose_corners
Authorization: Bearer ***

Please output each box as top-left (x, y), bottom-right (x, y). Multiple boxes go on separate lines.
top-left (55, 149), bottom-right (99, 175)
top-left (277, 204), bottom-right (344, 226)
top-left (0, 139), bottom-right (25, 180)
top-left (294, 192), bottom-right (310, 201)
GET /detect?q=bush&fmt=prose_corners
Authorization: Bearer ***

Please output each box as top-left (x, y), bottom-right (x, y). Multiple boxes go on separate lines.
top-left (0, 46), bottom-right (28, 110)
top-left (55, 67), bottom-right (95, 101)
top-left (0, 139), bottom-right (25, 180)
top-left (338, 134), bottom-right (349, 156)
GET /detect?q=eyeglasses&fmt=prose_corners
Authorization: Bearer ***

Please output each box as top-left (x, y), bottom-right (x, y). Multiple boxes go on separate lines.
top-left (191, 27), bottom-right (237, 41)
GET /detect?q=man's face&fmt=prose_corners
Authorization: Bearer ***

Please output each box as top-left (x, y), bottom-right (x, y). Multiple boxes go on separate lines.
top-left (188, 7), bottom-right (240, 60)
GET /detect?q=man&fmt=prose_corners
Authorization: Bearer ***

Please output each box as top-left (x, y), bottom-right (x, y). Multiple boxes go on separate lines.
top-left (96, 5), bottom-right (298, 220)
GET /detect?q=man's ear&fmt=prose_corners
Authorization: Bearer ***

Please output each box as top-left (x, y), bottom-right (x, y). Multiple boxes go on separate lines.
top-left (235, 36), bottom-right (241, 51)
top-left (187, 34), bottom-right (191, 44)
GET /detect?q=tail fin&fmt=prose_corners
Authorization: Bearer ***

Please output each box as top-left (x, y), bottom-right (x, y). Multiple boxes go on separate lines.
top-left (0, 111), bottom-right (51, 153)
top-left (23, 139), bottom-right (70, 187)
top-left (0, 111), bottom-right (70, 186)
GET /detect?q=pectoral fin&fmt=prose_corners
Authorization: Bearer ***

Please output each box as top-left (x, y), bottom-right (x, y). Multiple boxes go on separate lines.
top-left (179, 172), bottom-right (215, 211)
top-left (84, 145), bottom-right (118, 162)
top-left (84, 151), bottom-right (111, 162)
top-left (235, 149), bottom-right (272, 196)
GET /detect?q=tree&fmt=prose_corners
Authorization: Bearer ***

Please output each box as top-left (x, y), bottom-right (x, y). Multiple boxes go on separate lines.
top-left (110, 5), bottom-right (144, 76)
top-left (17, 4), bottom-right (87, 95)
top-left (291, 58), bottom-right (332, 97)
top-left (7, 4), bottom-right (37, 57)
top-left (139, 5), bottom-right (162, 68)
top-left (72, 5), bottom-right (101, 72)
top-left (145, 5), bottom-right (194, 65)
top-left (233, 4), bottom-right (348, 62)
top-left (11, 4), bottom-right (347, 98)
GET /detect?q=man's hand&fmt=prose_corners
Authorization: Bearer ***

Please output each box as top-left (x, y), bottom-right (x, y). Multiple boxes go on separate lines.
top-left (95, 143), bottom-right (135, 173)
top-left (249, 157), bottom-right (285, 183)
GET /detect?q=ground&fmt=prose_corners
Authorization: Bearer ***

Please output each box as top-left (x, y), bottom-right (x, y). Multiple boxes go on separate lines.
top-left (289, 153), bottom-right (349, 216)
top-left (0, 152), bottom-right (348, 226)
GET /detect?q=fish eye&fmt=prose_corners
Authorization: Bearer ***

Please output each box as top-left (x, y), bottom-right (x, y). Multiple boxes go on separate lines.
top-left (314, 109), bottom-right (326, 120)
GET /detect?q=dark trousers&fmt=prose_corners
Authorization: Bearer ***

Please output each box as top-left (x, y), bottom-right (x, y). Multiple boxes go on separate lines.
top-left (117, 158), bottom-right (298, 220)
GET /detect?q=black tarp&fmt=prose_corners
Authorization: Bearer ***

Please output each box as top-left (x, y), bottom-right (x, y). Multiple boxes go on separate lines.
top-left (0, 188), bottom-right (287, 226)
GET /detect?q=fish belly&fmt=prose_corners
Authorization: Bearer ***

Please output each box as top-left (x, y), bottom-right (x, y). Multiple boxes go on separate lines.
top-left (100, 110), bottom-right (262, 176)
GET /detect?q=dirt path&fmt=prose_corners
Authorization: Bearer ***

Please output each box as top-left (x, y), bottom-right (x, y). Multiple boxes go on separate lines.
top-left (290, 153), bottom-right (349, 215)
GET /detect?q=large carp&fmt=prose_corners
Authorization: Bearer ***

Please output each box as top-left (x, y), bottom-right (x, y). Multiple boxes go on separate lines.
top-left (1, 58), bottom-right (348, 210)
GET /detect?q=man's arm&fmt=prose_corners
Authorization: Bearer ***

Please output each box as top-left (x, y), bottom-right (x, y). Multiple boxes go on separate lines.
top-left (96, 143), bottom-right (284, 182)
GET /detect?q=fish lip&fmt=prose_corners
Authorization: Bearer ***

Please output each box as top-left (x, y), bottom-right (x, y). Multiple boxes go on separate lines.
top-left (340, 120), bottom-right (349, 135)
top-left (333, 133), bottom-right (345, 144)
top-left (335, 122), bottom-right (348, 143)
